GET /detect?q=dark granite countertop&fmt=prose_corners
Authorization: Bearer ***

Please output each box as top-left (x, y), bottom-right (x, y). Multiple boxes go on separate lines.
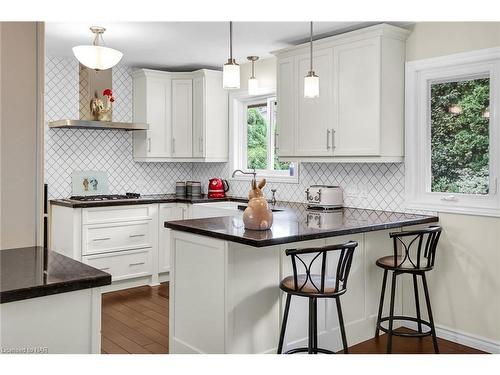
top-left (0, 246), bottom-right (111, 304)
top-left (164, 202), bottom-right (439, 247)
top-left (50, 194), bottom-right (248, 208)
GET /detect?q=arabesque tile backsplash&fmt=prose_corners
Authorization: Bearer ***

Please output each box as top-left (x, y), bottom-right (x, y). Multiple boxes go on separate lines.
top-left (45, 56), bottom-right (407, 212)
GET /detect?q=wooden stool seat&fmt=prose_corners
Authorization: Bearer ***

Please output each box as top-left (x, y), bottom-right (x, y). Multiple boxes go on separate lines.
top-left (376, 255), bottom-right (433, 271)
top-left (277, 241), bottom-right (358, 354)
top-left (280, 274), bottom-right (337, 296)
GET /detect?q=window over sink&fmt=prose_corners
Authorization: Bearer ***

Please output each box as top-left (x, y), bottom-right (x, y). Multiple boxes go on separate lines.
top-left (229, 89), bottom-right (299, 183)
top-left (405, 48), bottom-right (500, 217)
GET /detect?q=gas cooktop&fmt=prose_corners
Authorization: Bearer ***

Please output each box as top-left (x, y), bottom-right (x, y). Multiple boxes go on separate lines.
top-left (68, 193), bottom-right (140, 201)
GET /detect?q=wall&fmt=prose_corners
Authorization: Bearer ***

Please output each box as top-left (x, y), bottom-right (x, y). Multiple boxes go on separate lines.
top-left (406, 22), bottom-right (500, 61)
top-left (1, 22), bottom-right (43, 248)
top-left (402, 22), bottom-right (500, 350)
top-left (45, 56), bottom-right (192, 199)
top-left (238, 56), bottom-right (277, 91)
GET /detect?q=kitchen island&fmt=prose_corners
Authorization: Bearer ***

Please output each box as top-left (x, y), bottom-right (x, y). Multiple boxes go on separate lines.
top-left (165, 202), bottom-right (438, 354)
top-left (0, 246), bottom-right (111, 353)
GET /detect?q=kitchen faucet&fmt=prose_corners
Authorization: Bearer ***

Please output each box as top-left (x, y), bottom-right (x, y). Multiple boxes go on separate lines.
top-left (232, 168), bottom-right (256, 181)
top-left (271, 189), bottom-right (277, 206)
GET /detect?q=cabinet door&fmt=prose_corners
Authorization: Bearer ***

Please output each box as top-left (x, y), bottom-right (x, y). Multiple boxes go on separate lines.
top-left (276, 56), bottom-right (295, 156)
top-left (171, 79), bottom-right (193, 157)
top-left (146, 78), bottom-right (170, 157)
top-left (192, 75), bottom-right (205, 158)
top-left (333, 38), bottom-right (381, 156)
top-left (295, 49), bottom-right (334, 156)
top-left (159, 204), bottom-right (185, 273)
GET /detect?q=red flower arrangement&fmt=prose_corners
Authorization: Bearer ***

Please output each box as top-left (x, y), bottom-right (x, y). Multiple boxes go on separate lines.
top-left (103, 88), bottom-right (115, 103)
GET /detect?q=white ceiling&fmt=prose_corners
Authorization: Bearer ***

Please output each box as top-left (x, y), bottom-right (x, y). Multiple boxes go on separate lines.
top-left (46, 22), bottom-right (409, 71)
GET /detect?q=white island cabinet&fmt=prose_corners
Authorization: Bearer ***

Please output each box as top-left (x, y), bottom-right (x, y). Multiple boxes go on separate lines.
top-left (167, 207), bottom-right (437, 354)
top-left (168, 230), bottom-right (405, 354)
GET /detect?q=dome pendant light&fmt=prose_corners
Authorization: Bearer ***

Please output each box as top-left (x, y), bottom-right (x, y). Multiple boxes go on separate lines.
top-left (223, 22), bottom-right (240, 89)
top-left (72, 26), bottom-right (123, 71)
top-left (247, 56), bottom-right (259, 95)
top-left (304, 21), bottom-right (319, 98)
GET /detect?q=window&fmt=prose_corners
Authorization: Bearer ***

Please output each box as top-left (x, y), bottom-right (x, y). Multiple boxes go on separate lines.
top-left (230, 90), bottom-right (298, 182)
top-left (430, 77), bottom-right (490, 195)
top-left (405, 48), bottom-right (500, 217)
top-left (246, 99), bottom-right (290, 172)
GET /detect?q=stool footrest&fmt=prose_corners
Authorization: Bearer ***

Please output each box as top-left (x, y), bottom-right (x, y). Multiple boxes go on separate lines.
top-left (285, 347), bottom-right (336, 354)
top-left (377, 315), bottom-right (433, 337)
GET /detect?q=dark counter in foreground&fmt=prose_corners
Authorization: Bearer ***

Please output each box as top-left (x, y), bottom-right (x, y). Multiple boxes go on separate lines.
top-left (165, 203), bottom-right (439, 247)
top-left (0, 246), bottom-right (111, 303)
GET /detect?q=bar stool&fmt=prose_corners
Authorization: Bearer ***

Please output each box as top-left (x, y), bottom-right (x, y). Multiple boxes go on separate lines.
top-left (375, 226), bottom-right (442, 353)
top-left (277, 240), bottom-right (358, 354)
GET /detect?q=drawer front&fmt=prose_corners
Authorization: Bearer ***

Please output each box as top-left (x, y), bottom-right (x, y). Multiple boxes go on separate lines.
top-left (82, 248), bottom-right (153, 282)
top-left (83, 221), bottom-right (152, 255)
top-left (82, 205), bottom-right (154, 225)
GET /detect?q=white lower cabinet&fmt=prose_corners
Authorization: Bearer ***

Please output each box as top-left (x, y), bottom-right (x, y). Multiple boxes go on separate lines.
top-left (50, 201), bottom-right (235, 291)
top-left (158, 203), bottom-right (187, 273)
top-left (82, 248), bottom-right (153, 282)
top-left (51, 203), bottom-right (158, 289)
top-left (82, 220), bottom-right (153, 256)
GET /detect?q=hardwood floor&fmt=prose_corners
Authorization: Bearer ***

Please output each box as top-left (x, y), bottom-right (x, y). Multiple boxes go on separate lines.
top-left (101, 283), bottom-right (484, 354)
top-left (101, 283), bottom-right (169, 354)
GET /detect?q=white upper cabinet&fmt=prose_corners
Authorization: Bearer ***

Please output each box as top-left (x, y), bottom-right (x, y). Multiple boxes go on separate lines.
top-left (132, 69), bottom-right (228, 162)
top-left (276, 56), bottom-right (295, 156)
top-left (295, 48), bottom-right (334, 156)
top-left (273, 24), bottom-right (409, 162)
top-left (132, 70), bottom-right (172, 158)
top-left (192, 71), bottom-right (229, 160)
top-left (171, 79), bottom-right (193, 157)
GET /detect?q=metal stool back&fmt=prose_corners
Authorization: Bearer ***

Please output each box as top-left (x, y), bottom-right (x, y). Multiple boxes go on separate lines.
top-left (277, 240), bottom-right (358, 354)
top-left (383, 225), bottom-right (441, 270)
top-left (375, 225), bottom-right (442, 353)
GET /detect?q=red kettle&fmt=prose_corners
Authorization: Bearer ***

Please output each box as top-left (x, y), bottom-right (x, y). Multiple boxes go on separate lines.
top-left (208, 178), bottom-right (230, 199)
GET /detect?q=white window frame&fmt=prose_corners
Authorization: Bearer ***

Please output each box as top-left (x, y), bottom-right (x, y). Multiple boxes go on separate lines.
top-left (405, 47), bottom-right (500, 217)
top-left (229, 88), bottom-right (299, 183)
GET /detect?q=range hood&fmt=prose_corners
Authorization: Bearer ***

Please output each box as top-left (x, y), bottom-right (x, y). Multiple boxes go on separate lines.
top-left (49, 119), bottom-right (148, 130)
top-left (49, 65), bottom-right (148, 131)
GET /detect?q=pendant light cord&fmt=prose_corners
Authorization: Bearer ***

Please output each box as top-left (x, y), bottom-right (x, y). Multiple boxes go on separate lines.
top-left (229, 21), bottom-right (233, 60)
top-left (310, 21), bottom-right (313, 72)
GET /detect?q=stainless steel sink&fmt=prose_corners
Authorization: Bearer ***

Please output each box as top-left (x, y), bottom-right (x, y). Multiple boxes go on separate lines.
top-left (237, 204), bottom-right (284, 212)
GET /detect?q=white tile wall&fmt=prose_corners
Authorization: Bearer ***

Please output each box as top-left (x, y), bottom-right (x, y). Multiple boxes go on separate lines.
top-left (193, 162), bottom-right (407, 212)
top-left (45, 56), bottom-right (414, 213)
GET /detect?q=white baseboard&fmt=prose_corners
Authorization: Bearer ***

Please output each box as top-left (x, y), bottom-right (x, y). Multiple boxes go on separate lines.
top-left (402, 321), bottom-right (500, 353)
top-left (158, 272), bottom-right (170, 283)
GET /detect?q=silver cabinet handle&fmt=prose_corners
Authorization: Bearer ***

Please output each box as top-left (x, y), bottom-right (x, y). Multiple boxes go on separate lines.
top-left (147, 137), bottom-right (151, 153)
top-left (172, 138), bottom-right (176, 154)
top-left (92, 237), bottom-right (110, 242)
top-left (332, 129), bottom-right (336, 151)
top-left (129, 234), bottom-right (146, 238)
top-left (129, 262), bottom-right (145, 267)
top-left (99, 267), bottom-right (111, 271)
top-left (326, 129), bottom-right (331, 149)
top-left (275, 132), bottom-right (279, 151)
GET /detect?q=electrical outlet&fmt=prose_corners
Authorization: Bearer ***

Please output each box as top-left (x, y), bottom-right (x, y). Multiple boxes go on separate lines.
top-left (344, 185), bottom-right (358, 197)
